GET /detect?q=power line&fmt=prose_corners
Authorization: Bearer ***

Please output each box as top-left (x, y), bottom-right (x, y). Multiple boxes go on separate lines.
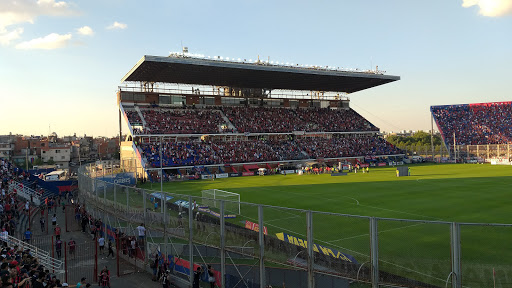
top-left (350, 102), bottom-right (402, 131)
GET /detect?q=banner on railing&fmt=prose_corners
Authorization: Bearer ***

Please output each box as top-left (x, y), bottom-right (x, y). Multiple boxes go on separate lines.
top-left (96, 172), bottom-right (136, 186)
top-left (150, 193), bottom-right (174, 202)
top-left (245, 220), bottom-right (267, 235)
top-left (174, 257), bottom-right (222, 287)
top-left (276, 232), bottom-right (358, 264)
top-left (198, 207), bottom-right (237, 218)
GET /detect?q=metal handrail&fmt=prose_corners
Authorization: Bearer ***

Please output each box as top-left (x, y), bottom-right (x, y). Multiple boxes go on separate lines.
top-left (2, 235), bottom-right (64, 272)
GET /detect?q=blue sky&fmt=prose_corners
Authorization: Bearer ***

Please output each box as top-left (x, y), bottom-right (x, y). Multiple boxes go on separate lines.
top-left (1, 0), bottom-right (511, 137)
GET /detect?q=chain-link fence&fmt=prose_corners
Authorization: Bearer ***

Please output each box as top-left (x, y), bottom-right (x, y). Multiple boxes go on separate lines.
top-left (77, 164), bottom-right (512, 288)
top-left (398, 143), bottom-right (512, 162)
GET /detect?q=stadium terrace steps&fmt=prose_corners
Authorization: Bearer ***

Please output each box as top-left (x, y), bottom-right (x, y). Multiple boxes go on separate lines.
top-left (134, 105), bottom-right (146, 127)
top-left (218, 109), bottom-right (237, 133)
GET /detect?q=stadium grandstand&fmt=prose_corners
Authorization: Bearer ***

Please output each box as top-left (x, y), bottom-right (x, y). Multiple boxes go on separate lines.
top-left (431, 101), bottom-right (512, 146)
top-left (117, 53), bottom-right (403, 180)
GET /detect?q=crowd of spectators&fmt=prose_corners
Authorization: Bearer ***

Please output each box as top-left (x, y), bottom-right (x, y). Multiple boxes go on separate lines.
top-left (125, 106), bottom-right (379, 135)
top-left (125, 110), bottom-right (142, 125)
top-left (0, 159), bottom-right (76, 287)
top-left (222, 107), bottom-right (378, 133)
top-left (136, 108), bottom-right (227, 134)
top-left (222, 107), bottom-right (303, 133)
top-left (138, 136), bottom-right (401, 168)
top-left (1, 160), bottom-right (24, 239)
top-left (295, 136), bottom-right (402, 159)
top-left (432, 102), bottom-right (512, 145)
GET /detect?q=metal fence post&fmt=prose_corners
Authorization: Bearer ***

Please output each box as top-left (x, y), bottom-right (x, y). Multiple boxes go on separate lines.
top-left (188, 196), bottom-right (194, 287)
top-left (163, 192), bottom-right (168, 259)
top-left (307, 211), bottom-right (314, 288)
top-left (258, 205), bottom-right (265, 288)
top-left (370, 217), bottom-right (379, 288)
top-left (113, 183), bottom-right (117, 210)
top-left (451, 222), bottom-right (462, 288)
top-left (94, 177), bottom-right (98, 199)
top-left (126, 186), bottom-right (129, 211)
top-left (220, 200), bottom-right (226, 288)
top-left (143, 189), bottom-right (147, 224)
top-left (103, 181), bottom-right (106, 203)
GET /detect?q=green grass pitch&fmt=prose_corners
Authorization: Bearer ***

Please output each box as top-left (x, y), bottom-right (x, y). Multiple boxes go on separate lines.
top-left (137, 163), bottom-right (512, 287)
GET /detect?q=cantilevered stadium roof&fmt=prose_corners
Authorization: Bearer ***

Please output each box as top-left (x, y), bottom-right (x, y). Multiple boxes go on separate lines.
top-left (121, 55), bottom-right (400, 93)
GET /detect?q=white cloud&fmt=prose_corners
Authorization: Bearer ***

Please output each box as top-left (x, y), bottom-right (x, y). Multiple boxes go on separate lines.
top-left (0, 27), bottom-right (23, 46)
top-left (77, 26), bottom-right (94, 36)
top-left (462, 0), bottom-right (512, 17)
top-left (107, 21), bottom-right (127, 30)
top-left (16, 33), bottom-right (72, 50)
top-left (0, 0), bottom-right (75, 33)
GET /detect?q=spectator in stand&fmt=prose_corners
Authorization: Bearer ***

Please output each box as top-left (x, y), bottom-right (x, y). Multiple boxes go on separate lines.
top-left (55, 236), bottom-right (63, 258)
top-left (68, 238), bottom-right (76, 257)
top-left (24, 228), bottom-right (32, 243)
top-left (98, 235), bottom-right (105, 255)
top-left (51, 214), bottom-right (57, 227)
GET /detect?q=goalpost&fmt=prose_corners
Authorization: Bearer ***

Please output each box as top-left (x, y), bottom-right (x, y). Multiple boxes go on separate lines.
top-left (201, 189), bottom-right (241, 214)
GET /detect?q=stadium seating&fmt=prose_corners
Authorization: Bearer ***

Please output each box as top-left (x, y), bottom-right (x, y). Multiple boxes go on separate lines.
top-left (431, 102), bottom-right (512, 145)
top-left (222, 107), bottom-right (378, 133)
top-left (138, 136), bottom-right (402, 168)
top-left (136, 108), bottom-right (229, 134)
top-left (296, 136), bottom-right (401, 159)
top-left (125, 106), bottom-right (378, 135)
top-left (125, 105), bottom-right (400, 167)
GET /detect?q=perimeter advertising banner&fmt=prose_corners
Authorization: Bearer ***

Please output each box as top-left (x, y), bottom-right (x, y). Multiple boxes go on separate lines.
top-left (276, 232), bottom-right (357, 264)
top-left (245, 220), bottom-right (268, 235)
top-left (198, 207), bottom-right (237, 219)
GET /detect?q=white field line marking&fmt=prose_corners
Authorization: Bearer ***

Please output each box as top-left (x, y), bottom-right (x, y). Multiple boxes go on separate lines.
top-left (265, 215), bottom-right (302, 223)
top-left (251, 185), bottom-right (439, 220)
top-left (249, 185), bottom-right (361, 206)
top-left (357, 204), bottom-right (442, 220)
top-left (326, 223), bottom-right (424, 242)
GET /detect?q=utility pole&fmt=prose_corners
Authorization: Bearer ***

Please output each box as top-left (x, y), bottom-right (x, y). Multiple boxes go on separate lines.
top-left (25, 147), bottom-right (28, 170)
top-left (453, 132), bottom-right (456, 163)
top-left (431, 114), bottom-right (435, 162)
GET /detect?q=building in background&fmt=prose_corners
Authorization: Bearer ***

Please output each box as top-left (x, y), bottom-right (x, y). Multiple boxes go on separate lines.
top-left (0, 134), bottom-right (16, 160)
